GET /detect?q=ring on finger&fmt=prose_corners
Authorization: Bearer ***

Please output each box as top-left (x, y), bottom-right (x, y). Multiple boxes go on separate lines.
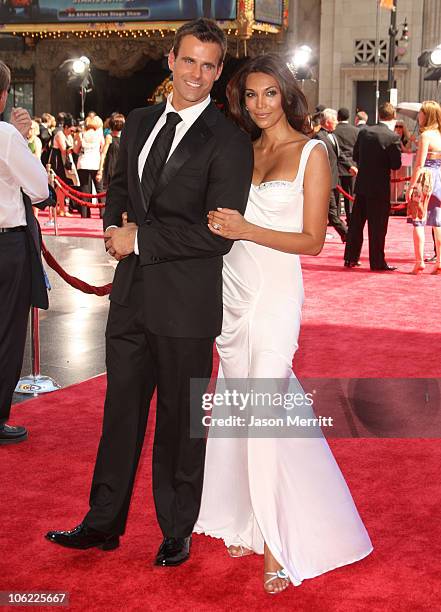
top-left (213, 223), bottom-right (221, 230)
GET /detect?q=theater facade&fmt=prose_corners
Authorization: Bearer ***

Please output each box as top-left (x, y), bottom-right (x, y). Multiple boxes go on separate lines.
top-left (0, 0), bottom-right (289, 119)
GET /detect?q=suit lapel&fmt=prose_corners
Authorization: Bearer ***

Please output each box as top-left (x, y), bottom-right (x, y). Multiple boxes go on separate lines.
top-left (152, 102), bottom-right (218, 199)
top-left (134, 103), bottom-right (166, 213)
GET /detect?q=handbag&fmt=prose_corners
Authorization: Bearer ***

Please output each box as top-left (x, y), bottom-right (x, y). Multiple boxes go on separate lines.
top-left (407, 169), bottom-right (433, 221)
top-left (64, 152), bottom-right (80, 186)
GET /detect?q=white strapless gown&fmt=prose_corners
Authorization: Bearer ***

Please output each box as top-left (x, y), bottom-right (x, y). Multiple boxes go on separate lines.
top-left (194, 140), bottom-right (373, 586)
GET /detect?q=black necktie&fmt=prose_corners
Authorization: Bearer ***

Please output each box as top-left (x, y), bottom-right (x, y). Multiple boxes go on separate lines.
top-left (141, 111), bottom-right (182, 204)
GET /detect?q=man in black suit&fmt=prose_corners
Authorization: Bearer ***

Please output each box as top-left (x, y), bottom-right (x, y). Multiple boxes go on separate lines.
top-left (314, 108), bottom-right (348, 242)
top-left (334, 107), bottom-right (359, 223)
top-left (344, 102), bottom-right (401, 271)
top-left (0, 60), bottom-right (49, 445)
top-left (46, 19), bottom-right (253, 566)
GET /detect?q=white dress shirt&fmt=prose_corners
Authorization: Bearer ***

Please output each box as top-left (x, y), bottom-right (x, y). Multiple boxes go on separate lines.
top-left (132, 94), bottom-right (211, 253)
top-left (137, 93), bottom-right (211, 180)
top-left (0, 121), bottom-right (49, 228)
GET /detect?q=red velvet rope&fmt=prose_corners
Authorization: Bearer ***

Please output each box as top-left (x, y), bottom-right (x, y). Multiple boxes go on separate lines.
top-left (390, 176), bottom-right (409, 183)
top-left (55, 179), bottom-right (106, 208)
top-left (336, 185), bottom-right (355, 202)
top-left (55, 173), bottom-right (107, 199)
top-left (41, 241), bottom-right (112, 296)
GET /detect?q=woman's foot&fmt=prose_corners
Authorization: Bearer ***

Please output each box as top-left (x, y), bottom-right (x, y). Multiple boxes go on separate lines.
top-left (263, 543), bottom-right (290, 594)
top-left (227, 545), bottom-right (254, 558)
top-left (431, 265), bottom-right (441, 275)
top-left (411, 262), bottom-right (425, 274)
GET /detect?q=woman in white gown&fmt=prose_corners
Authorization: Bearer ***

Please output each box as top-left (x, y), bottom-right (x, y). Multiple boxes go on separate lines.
top-left (194, 54), bottom-right (373, 594)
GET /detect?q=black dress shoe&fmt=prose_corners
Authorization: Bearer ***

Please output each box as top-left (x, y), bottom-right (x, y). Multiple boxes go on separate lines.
top-left (45, 523), bottom-right (119, 551)
top-left (154, 536), bottom-right (191, 567)
top-left (344, 260), bottom-right (361, 268)
top-left (0, 423), bottom-right (27, 445)
top-left (371, 264), bottom-right (397, 271)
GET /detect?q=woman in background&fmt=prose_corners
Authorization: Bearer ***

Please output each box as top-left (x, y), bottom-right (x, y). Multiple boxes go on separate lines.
top-left (407, 101), bottom-right (441, 274)
top-left (27, 120), bottom-right (42, 160)
top-left (50, 113), bottom-right (75, 217)
top-left (74, 114), bottom-right (105, 218)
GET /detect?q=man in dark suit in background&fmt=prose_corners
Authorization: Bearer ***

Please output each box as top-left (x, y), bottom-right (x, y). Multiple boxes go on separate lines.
top-left (47, 19), bottom-right (253, 567)
top-left (315, 108), bottom-right (348, 242)
top-left (344, 102), bottom-right (401, 271)
top-left (334, 107), bottom-right (359, 223)
top-left (355, 110), bottom-right (368, 129)
top-left (0, 60), bottom-right (49, 445)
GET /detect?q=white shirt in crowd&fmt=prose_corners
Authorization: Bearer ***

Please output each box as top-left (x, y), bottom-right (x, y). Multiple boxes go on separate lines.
top-left (109, 93), bottom-right (211, 254)
top-left (0, 121), bottom-right (49, 228)
top-left (77, 128), bottom-right (105, 171)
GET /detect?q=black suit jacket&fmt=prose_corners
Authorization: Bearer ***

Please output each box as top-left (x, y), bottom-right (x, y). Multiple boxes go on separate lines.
top-left (353, 123), bottom-right (401, 199)
top-left (104, 101), bottom-right (254, 338)
top-left (314, 128), bottom-right (339, 188)
top-left (334, 122), bottom-right (359, 176)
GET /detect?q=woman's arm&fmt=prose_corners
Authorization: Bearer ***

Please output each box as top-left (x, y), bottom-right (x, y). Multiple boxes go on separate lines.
top-left (208, 144), bottom-right (331, 256)
top-left (35, 136), bottom-right (42, 159)
top-left (97, 133), bottom-right (112, 180)
top-left (408, 132), bottom-right (430, 191)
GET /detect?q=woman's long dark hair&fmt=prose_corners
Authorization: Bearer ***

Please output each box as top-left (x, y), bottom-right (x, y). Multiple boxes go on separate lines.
top-left (227, 53), bottom-right (311, 140)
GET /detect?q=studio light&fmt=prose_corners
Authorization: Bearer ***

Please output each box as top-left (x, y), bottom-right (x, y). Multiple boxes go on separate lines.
top-left (429, 45), bottom-right (441, 67)
top-left (292, 45), bottom-right (312, 68)
top-left (287, 45), bottom-right (315, 87)
top-left (72, 56), bottom-right (90, 75)
top-left (58, 56), bottom-right (93, 120)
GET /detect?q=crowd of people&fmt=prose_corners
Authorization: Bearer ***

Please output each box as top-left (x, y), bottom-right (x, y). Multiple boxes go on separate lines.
top-left (308, 100), bottom-right (441, 273)
top-left (26, 79), bottom-right (441, 274)
top-left (26, 110), bottom-right (125, 220)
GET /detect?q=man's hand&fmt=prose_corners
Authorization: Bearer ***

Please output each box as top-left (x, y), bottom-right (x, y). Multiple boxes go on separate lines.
top-left (104, 223), bottom-right (138, 260)
top-left (10, 107), bottom-right (32, 138)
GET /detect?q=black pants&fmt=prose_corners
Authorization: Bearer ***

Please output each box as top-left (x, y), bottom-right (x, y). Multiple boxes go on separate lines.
top-left (344, 194), bottom-right (391, 269)
top-left (84, 267), bottom-right (213, 538)
top-left (328, 188), bottom-right (348, 239)
top-left (0, 233), bottom-right (31, 425)
top-left (340, 175), bottom-right (355, 222)
top-left (77, 169), bottom-right (102, 219)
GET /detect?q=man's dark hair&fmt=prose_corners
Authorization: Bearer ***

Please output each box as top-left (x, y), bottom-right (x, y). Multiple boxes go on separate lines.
top-left (315, 104), bottom-right (326, 113)
top-left (0, 60), bottom-right (11, 94)
top-left (337, 107), bottom-right (350, 121)
top-left (172, 18), bottom-right (227, 65)
top-left (378, 102), bottom-right (396, 121)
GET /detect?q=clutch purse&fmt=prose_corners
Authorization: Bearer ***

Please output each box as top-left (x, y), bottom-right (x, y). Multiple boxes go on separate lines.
top-left (407, 169), bottom-right (433, 221)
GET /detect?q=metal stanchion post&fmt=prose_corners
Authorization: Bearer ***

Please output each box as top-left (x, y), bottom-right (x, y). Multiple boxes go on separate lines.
top-left (15, 307), bottom-right (61, 396)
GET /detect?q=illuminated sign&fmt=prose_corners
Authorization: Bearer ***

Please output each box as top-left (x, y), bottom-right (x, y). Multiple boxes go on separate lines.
top-left (254, 0), bottom-right (283, 26)
top-left (0, 0), bottom-right (237, 24)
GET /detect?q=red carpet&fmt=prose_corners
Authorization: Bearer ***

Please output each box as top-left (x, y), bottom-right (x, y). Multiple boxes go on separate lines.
top-left (39, 209), bottom-right (104, 239)
top-left (2, 216), bottom-right (440, 611)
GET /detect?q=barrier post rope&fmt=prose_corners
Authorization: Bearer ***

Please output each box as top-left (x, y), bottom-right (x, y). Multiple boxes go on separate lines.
top-left (15, 307), bottom-right (61, 396)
